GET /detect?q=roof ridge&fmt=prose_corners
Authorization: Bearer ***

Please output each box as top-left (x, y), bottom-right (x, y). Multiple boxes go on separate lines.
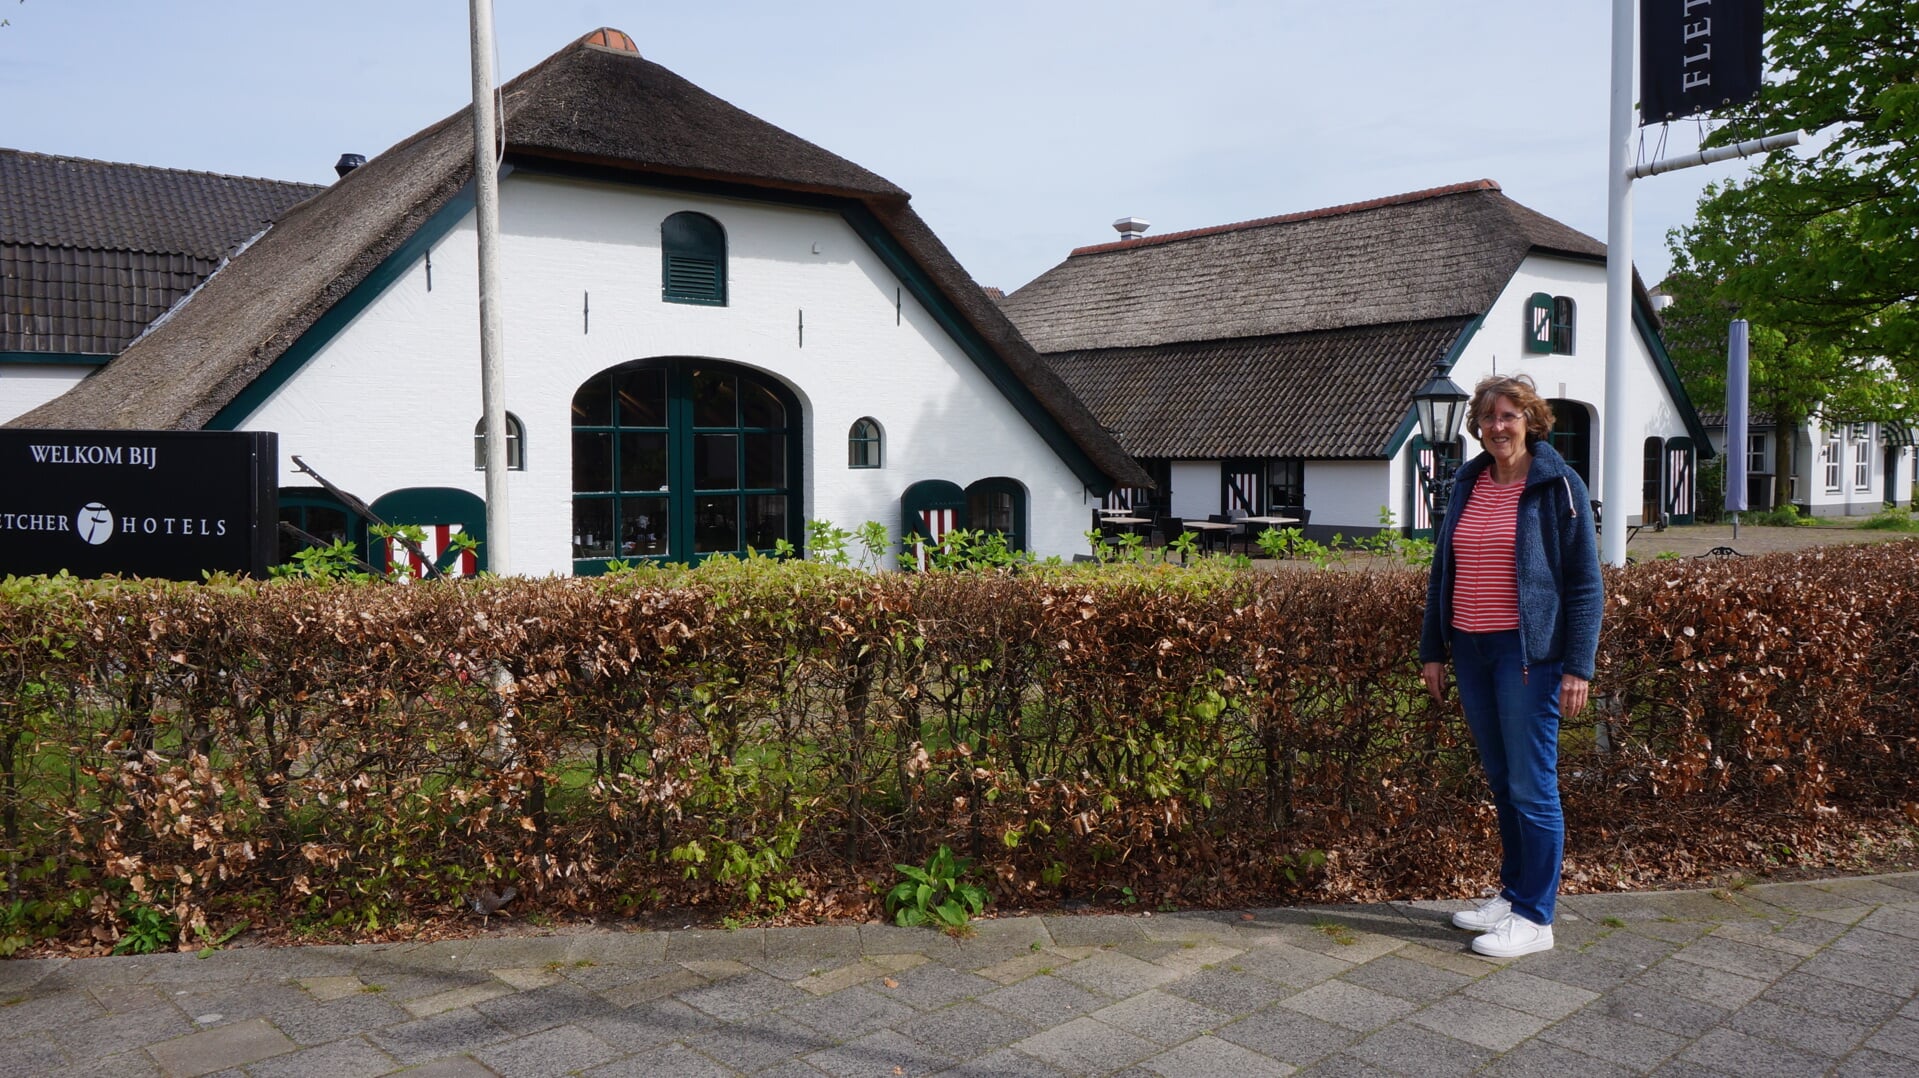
top-left (0, 147), bottom-right (322, 191)
top-left (1066, 179), bottom-right (1503, 257)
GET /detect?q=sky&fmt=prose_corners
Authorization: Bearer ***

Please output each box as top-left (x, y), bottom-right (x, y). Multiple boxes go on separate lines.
top-left (2, 1), bottom-right (1782, 293)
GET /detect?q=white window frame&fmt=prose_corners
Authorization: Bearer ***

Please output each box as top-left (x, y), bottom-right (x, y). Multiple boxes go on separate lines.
top-left (1744, 432), bottom-right (1768, 475)
top-left (1822, 435), bottom-right (1842, 492)
top-left (1853, 431), bottom-right (1872, 491)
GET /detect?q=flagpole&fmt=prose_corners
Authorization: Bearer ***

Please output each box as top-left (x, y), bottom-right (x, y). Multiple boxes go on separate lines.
top-left (1601, 0), bottom-right (1635, 568)
top-left (470, 0), bottom-right (511, 574)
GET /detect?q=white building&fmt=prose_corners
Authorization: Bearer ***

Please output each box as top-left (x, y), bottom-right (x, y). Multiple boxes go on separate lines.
top-left (8, 29), bottom-right (1145, 575)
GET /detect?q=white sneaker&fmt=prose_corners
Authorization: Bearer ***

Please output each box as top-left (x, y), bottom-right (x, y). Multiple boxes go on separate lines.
top-left (1450, 895), bottom-right (1511, 932)
top-left (1471, 913), bottom-right (1554, 958)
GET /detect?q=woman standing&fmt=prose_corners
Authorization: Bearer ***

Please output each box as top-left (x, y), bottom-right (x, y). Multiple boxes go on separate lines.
top-left (1419, 374), bottom-right (1601, 958)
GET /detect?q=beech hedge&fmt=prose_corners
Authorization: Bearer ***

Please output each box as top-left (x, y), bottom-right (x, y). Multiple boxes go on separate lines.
top-left (2, 541), bottom-right (1916, 951)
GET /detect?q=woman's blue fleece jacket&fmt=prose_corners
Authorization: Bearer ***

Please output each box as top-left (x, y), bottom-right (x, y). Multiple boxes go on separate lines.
top-left (1419, 440), bottom-right (1604, 681)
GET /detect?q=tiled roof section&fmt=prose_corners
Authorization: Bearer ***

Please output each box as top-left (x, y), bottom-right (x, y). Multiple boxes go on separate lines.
top-left (0, 150), bottom-right (322, 256)
top-left (1045, 318), bottom-right (1473, 459)
top-left (0, 150), bottom-right (322, 355)
top-left (1002, 184), bottom-right (1605, 354)
top-left (1, 244), bottom-right (217, 354)
top-left (1067, 180), bottom-right (1505, 257)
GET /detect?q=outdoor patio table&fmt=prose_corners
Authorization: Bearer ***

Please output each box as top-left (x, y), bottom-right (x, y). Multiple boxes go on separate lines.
top-left (1182, 519), bottom-right (1237, 552)
top-left (1238, 515), bottom-right (1299, 527)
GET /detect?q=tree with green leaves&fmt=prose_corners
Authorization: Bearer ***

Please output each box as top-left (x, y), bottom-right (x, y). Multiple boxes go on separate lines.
top-left (1662, 1), bottom-right (1919, 507)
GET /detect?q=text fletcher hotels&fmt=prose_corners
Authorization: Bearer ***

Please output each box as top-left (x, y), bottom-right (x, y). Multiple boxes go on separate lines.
top-left (0, 430), bottom-right (279, 580)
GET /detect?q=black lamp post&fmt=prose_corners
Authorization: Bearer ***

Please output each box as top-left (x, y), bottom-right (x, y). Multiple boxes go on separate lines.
top-left (1412, 357), bottom-right (1470, 525)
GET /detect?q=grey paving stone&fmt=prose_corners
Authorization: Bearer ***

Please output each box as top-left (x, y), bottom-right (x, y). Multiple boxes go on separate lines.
top-left (975, 974), bottom-right (1108, 1027)
top-left (1592, 985), bottom-right (1731, 1037)
top-left (89, 982), bottom-right (175, 1014)
top-left (1832, 1047), bottom-right (1919, 1078)
top-left (1346, 1021), bottom-right (1493, 1077)
top-left (1575, 926), bottom-right (1683, 969)
top-left (877, 963), bottom-right (997, 1011)
top-left (761, 924), bottom-right (864, 961)
top-left (1707, 917), bottom-right (1836, 957)
top-left (1864, 1016), bottom-right (1919, 1061)
top-left (858, 923), bottom-right (966, 959)
top-left (595, 965), bottom-right (708, 1009)
top-left (144, 1017), bottom-right (297, 1078)
top-left (1160, 966), bottom-right (1295, 1015)
top-left (53, 999), bottom-right (198, 1060)
top-left (1505, 947), bottom-right (1642, 993)
top-left (170, 979), bottom-right (314, 1024)
top-left (0, 988), bottom-right (108, 1035)
top-left (1052, 949), bottom-right (1181, 998)
top-left (471, 981), bottom-right (605, 1036)
top-left (582, 1041), bottom-right (737, 1077)
top-left (1667, 934), bottom-right (1806, 982)
top-left (1137, 1033), bottom-right (1296, 1078)
top-left (1461, 967), bottom-right (1599, 1020)
top-left (1088, 989), bottom-right (1231, 1045)
top-left (1535, 1008), bottom-right (1691, 1071)
top-left (1285, 1052), bottom-right (1399, 1077)
top-left (686, 1011), bottom-right (835, 1071)
top-left (1013, 1014), bottom-right (1158, 1076)
top-left (471, 1022), bottom-right (620, 1078)
top-left (662, 925), bottom-right (767, 963)
top-left (1856, 904), bottom-right (1919, 941)
top-left (1408, 993), bottom-right (1552, 1052)
top-left (365, 1005), bottom-right (512, 1065)
top-left (1814, 878), bottom-right (1919, 905)
top-left (1679, 1026), bottom-right (1830, 1078)
top-left (1756, 971), bottom-right (1908, 1026)
top-left (758, 1062), bottom-right (835, 1078)
top-left (1479, 1037), bottom-right (1639, 1078)
top-left (575, 996), bottom-right (719, 1052)
top-left (1335, 955), bottom-right (1475, 1004)
top-left (806, 1027), bottom-right (952, 1077)
top-left (264, 991), bottom-right (411, 1046)
top-left (245, 1035), bottom-right (399, 1078)
top-left (745, 952), bottom-right (863, 982)
top-left (1214, 1005), bottom-right (1362, 1065)
top-left (1280, 980), bottom-right (1417, 1033)
top-left (675, 968), bottom-right (813, 1021)
top-left (897, 999), bottom-right (1039, 1059)
top-left (1234, 942), bottom-right (1355, 988)
top-left (1725, 997), bottom-right (1872, 1058)
top-left (931, 1045), bottom-right (1072, 1077)
top-left (1797, 945), bottom-right (1919, 997)
top-left (1629, 955), bottom-right (1770, 1008)
top-left (560, 958), bottom-right (685, 993)
top-left (0, 1034), bottom-right (67, 1077)
top-left (45, 1049), bottom-right (167, 1078)
top-left (1625, 918), bottom-right (1720, 946)
top-left (0, 956), bottom-right (66, 993)
top-left (783, 983), bottom-right (919, 1038)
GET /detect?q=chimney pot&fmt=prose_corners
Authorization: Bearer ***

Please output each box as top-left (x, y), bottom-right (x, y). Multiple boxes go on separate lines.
top-left (1112, 217), bottom-right (1150, 241)
top-left (334, 153), bottom-right (367, 179)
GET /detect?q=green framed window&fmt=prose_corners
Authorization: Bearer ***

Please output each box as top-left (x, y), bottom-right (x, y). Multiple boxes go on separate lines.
top-left (662, 211), bottom-right (726, 306)
top-left (277, 487), bottom-right (365, 567)
top-left (848, 417), bottom-right (883, 468)
top-left (473, 412), bottom-right (526, 470)
top-left (572, 359), bottom-right (799, 571)
top-left (1551, 297), bottom-right (1576, 354)
top-left (964, 476), bottom-right (1026, 551)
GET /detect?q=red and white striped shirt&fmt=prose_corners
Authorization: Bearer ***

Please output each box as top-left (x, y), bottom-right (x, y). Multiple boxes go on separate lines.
top-left (1450, 473), bottom-right (1523, 632)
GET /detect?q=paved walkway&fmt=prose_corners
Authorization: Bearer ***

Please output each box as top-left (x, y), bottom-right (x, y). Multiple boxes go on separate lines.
top-left (4, 874), bottom-right (1917, 1077)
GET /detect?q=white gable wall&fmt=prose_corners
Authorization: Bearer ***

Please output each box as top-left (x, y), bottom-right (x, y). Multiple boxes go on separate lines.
top-left (0, 364), bottom-right (93, 425)
top-left (237, 173), bottom-right (1093, 574)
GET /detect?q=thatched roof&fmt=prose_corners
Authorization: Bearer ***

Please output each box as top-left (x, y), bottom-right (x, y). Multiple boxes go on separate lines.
top-left (0, 150), bottom-right (321, 355)
top-left (11, 30), bottom-right (1146, 488)
top-left (1002, 180), bottom-right (1606, 354)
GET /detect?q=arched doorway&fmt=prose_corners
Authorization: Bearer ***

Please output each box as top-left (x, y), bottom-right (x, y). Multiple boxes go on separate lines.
top-left (965, 477), bottom-right (1027, 552)
top-left (571, 359), bottom-right (800, 571)
top-left (1547, 400), bottom-right (1592, 488)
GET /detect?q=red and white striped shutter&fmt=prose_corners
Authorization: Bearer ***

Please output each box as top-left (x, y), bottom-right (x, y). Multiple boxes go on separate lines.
top-left (915, 508), bottom-right (956, 570)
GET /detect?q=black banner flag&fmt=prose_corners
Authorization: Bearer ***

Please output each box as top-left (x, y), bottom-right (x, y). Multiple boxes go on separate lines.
top-left (1640, 0), bottom-right (1764, 125)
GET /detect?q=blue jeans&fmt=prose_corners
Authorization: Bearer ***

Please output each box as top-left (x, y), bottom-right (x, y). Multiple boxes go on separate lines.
top-left (1452, 629), bottom-right (1563, 925)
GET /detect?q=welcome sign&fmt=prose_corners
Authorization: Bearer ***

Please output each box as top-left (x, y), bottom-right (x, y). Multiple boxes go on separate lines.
top-left (0, 430), bottom-right (278, 579)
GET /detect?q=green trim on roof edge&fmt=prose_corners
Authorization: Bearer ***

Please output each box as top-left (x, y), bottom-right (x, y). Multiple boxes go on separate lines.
top-left (205, 181), bottom-right (482, 430)
top-left (0, 352), bottom-right (113, 366)
top-left (1384, 313), bottom-right (1484, 458)
top-left (1635, 304), bottom-right (1715, 458)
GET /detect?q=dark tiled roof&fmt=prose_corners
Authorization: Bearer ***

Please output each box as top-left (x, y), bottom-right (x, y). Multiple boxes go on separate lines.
top-left (1045, 318), bottom-right (1473, 459)
top-left (8, 31), bottom-right (1146, 488)
top-left (1002, 181), bottom-right (1606, 354)
top-left (0, 150), bottom-right (322, 355)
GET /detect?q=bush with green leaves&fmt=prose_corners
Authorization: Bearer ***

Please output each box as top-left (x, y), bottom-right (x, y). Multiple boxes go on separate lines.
top-left (885, 845), bottom-right (987, 931)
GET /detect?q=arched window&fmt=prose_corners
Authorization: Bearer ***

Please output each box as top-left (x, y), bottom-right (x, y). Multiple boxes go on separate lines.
top-left (473, 412), bottom-right (526, 470)
top-left (1551, 297), bottom-right (1576, 354)
top-left (965, 477), bottom-right (1027, 551)
top-left (848, 417), bottom-right (883, 468)
top-left (277, 487), bottom-right (364, 567)
top-left (571, 359), bottom-right (798, 571)
top-left (661, 212), bottom-right (726, 306)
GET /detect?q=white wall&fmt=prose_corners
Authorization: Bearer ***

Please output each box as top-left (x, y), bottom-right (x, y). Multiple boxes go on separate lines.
top-left (1798, 419), bottom-right (1893, 517)
top-left (237, 174), bottom-right (1096, 574)
top-left (0, 364), bottom-right (92, 425)
top-left (1306, 460), bottom-right (1391, 532)
top-left (1168, 461), bottom-right (1218, 520)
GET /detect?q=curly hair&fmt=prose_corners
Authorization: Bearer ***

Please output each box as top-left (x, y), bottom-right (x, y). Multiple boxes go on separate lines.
top-left (1465, 373), bottom-right (1556, 447)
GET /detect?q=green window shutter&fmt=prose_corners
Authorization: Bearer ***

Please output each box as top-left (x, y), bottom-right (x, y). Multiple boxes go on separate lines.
top-left (1525, 293), bottom-right (1554, 353)
top-left (662, 212), bottom-right (727, 306)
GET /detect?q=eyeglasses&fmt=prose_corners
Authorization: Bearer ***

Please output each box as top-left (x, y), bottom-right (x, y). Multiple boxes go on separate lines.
top-left (1480, 411), bottom-right (1526, 429)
